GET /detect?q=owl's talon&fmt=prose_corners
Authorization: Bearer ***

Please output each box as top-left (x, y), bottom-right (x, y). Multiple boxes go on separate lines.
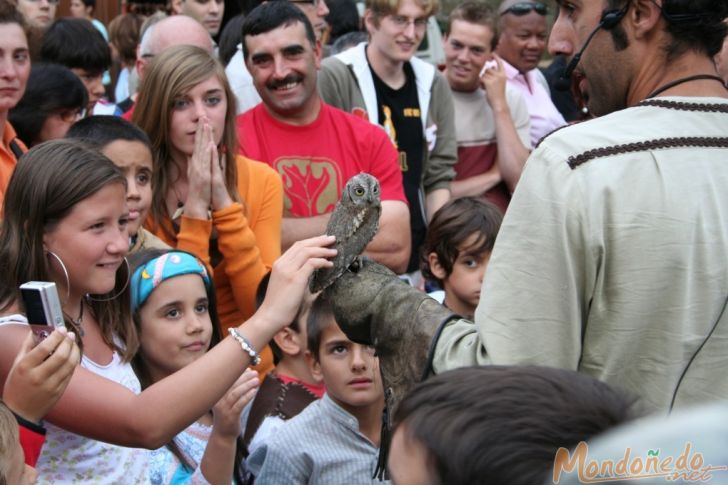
top-left (348, 256), bottom-right (364, 273)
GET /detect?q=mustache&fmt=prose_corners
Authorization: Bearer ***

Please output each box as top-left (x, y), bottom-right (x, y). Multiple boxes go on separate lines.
top-left (266, 74), bottom-right (303, 90)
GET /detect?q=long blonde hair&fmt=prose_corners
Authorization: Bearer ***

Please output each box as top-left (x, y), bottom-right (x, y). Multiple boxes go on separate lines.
top-left (0, 401), bottom-right (19, 484)
top-left (132, 45), bottom-right (240, 239)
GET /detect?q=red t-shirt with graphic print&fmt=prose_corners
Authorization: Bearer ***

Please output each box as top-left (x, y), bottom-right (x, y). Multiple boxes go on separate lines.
top-left (236, 102), bottom-right (406, 217)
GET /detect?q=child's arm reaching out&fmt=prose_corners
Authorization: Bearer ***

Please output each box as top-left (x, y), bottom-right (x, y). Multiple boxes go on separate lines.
top-left (199, 368), bottom-right (259, 484)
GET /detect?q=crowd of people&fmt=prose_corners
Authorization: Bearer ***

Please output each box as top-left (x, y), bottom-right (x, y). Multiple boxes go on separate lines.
top-left (0, 0), bottom-right (727, 483)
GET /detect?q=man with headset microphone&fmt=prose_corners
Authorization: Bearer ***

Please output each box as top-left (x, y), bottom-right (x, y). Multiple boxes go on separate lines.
top-left (328, 0), bottom-right (728, 417)
top-left (429, 0), bottom-right (728, 413)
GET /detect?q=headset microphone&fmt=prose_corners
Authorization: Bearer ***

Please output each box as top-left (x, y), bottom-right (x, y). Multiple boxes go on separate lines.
top-left (554, 6), bottom-right (629, 91)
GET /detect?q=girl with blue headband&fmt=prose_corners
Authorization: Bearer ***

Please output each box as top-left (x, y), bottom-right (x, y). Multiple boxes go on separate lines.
top-left (0, 140), bottom-right (337, 484)
top-left (130, 249), bottom-right (257, 484)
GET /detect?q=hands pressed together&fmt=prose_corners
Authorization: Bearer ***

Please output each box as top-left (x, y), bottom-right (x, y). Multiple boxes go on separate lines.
top-left (185, 117), bottom-right (234, 219)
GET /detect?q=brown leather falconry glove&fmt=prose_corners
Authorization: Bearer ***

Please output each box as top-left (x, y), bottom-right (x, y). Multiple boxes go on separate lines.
top-left (323, 256), bottom-right (458, 418)
top-left (324, 257), bottom-right (459, 479)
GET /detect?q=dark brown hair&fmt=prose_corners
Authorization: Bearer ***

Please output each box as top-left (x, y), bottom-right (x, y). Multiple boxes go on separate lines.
top-left (109, 13), bottom-right (144, 66)
top-left (0, 0), bottom-right (26, 29)
top-left (420, 197), bottom-right (503, 285)
top-left (607, 0), bottom-right (728, 59)
top-left (393, 366), bottom-right (636, 485)
top-left (306, 296), bottom-right (336, 361)
top-left (0, 140), bottom-right (136, 359)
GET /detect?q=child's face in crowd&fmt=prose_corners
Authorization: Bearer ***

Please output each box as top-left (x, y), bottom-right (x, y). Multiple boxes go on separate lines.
top-left (138, 273), bottom-right (213, 383)
top-left (101, 140), bottom-right (153, 236)
top-left (432, 233), bottom-right (491, 318)
top-left (388, 424), bottom-right (434, 485)
top-left (168, 75), bottom-right (227, 159)
top-left (311, 321), bottom-right (382, 413)
top-left (5, 439), bottom-right (37, 485)
top-left (43, 183), bottom-right (129, 299)
top-left (70, 68), bottom-right (105, 113)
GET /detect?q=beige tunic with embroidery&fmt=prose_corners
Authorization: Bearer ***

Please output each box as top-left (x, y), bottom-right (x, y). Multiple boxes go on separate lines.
top-left (434, 97), bottom-right (728, 413)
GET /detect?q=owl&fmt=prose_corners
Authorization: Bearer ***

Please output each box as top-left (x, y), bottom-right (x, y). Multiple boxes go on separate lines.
top-left (309, 173), bottom-right (381, 293)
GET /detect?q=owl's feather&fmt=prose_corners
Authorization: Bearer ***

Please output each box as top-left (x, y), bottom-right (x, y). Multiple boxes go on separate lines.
top-left (309, 173), bottom-right (381, 292)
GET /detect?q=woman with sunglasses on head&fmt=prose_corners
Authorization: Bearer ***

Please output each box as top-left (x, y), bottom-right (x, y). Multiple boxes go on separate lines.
top-left (133, 45), bottom-right (283, 376)
top-left (496, 0), bottom-right (566, 147)
top-left (0, 139), bottom-right (336, 484)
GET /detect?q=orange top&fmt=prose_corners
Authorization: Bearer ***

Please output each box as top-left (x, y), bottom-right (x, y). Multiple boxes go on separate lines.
top-left (0, 122), bottom-right (27, 213)
top-left (146, 155), bottom-right (283, 377)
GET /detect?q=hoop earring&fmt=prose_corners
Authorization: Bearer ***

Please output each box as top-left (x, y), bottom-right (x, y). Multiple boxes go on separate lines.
top-left (45, 250), bottom-right (71, 303)
top-left (86, 257), bottom-right (131, 302)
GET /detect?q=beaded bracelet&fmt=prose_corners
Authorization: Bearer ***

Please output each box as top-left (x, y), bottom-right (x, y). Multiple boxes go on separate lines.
top-left (228, 328), bottom-right (261, 366)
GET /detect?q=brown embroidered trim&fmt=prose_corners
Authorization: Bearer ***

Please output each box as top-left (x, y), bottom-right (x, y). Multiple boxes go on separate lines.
top-left (568, 137), bottom-right (728, 169)
top-left (637, 99), bottom-right (728, 113)
top-left (534, 122), bottom-right (577, 150)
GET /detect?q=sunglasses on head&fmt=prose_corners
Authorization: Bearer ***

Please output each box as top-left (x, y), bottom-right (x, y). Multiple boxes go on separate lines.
top-left (500, 2), bottom-right (548, 16)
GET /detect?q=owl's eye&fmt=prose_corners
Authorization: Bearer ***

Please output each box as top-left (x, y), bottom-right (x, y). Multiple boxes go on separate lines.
top-left (373, 185), bottom-right (380, 194)
top-left (354, 187), bottom-right (365, 196)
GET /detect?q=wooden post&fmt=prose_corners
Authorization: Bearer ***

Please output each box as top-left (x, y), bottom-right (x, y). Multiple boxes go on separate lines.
top-left (56, 0), bottom-right (123, 26)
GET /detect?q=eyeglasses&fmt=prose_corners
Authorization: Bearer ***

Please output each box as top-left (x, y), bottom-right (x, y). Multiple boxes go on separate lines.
top-left (500, 2), bottom-right (548, 16)
top-left (388, 15), bottom-right (428, 30)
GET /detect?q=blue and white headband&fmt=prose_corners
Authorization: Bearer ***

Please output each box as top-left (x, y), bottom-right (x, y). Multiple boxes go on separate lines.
top-left (131, 251), bottom-right (212, 313)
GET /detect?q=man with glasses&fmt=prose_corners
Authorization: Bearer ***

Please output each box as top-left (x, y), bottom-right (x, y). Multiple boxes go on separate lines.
top-left (318, 0), bottom-right (457, 280)
top-left (226, 0), bottom-right (330, 114)
top-left (496, 0), bottom-right (565, 147)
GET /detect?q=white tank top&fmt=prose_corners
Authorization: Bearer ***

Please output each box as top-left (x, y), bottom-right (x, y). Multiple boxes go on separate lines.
top-left (0, 317), bottom-right (151, 484)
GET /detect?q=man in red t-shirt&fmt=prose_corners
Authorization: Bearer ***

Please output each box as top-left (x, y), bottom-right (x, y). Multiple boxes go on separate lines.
top-left (237, 1), bottom-right (411, 274)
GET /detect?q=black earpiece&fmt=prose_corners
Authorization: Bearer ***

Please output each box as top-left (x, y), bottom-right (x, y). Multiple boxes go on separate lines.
top-left (599, 7), bottom-right (628, 30)
top-left (554, 4), bottom-right (630, 91)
